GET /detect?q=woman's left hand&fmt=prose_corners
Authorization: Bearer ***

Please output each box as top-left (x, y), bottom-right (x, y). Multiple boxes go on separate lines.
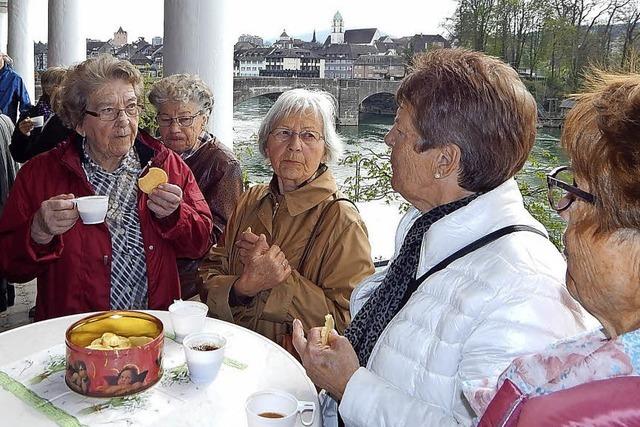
top-left (147, 183), bottom-right (183, 218)
top-left (292, 318), bottom-right (359, 400)
top-left (235, 229), bottom-right (270, 265)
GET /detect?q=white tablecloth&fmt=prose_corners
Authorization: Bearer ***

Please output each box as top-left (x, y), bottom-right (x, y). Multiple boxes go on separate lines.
top-left (0, 310), bottom-right (321, 426)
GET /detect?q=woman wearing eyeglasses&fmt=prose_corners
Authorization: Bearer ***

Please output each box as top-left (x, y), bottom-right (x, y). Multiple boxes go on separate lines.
top-left (479, 72), bottom-right (640, 426)
top-left (148, 74), bottom-right (242, 299)
top-left (0, 55), bottom-right (213, 321)
top-left (199, 88), bottom-right (374, 352)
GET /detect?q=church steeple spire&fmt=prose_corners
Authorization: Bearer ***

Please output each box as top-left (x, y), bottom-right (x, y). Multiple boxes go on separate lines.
top-left (331, 11), bottom-right (345, 44)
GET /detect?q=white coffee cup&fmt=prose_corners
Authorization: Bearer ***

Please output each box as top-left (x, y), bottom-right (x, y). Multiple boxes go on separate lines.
top-left (246, 390), bottom-right (316, 427)
top-left (168, 300), bottom-right (208, 343)
top-left (30, 115), bottom-right (44, 127)
top-left (182, 331), bottom-right (226, 384)
top-left (74, 195), bottom-right (108, 225)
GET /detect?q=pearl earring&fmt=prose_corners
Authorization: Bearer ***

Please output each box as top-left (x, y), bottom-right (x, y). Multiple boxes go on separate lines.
top-left (434, 173), bottom-right (441, 179)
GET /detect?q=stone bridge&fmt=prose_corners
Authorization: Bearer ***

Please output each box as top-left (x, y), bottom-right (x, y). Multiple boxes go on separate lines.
top-left (233, 77), bottom-right (401, 125)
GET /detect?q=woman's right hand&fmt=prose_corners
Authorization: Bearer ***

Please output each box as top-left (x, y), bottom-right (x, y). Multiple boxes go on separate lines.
top-left (18, 118), bottom-right (34, 136)
top-left (30, 194), bottom-right (79, 245)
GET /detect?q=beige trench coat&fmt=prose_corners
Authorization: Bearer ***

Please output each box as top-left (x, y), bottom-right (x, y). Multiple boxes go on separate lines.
top-left (199, 168), bottom-right (374, 347)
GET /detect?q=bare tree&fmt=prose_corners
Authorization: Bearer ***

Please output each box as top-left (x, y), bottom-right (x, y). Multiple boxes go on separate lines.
top-left (621, 3), bottom-right (640, 67)
top-left (599, 0), bottom-right (631, 67)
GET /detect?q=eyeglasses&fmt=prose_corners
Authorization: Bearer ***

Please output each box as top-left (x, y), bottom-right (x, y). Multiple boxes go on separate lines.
top-left (157, 111), bottom-right (203, 127)
top-left (85, 103), bottom-right (140, 121)
top-left (270, 128), bottom-right (324, 144)
top-left (546, 165), bottom-right (596, 212)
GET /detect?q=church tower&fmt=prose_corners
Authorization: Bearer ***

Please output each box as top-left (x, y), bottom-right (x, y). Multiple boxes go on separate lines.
top-left (113, 27), bottom-right (128, 48)
top-left (330, 11), bottom-right (344, 44)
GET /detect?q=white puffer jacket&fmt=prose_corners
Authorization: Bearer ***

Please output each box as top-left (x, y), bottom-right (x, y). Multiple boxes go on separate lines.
top-left (334, 179), bottom-right (596, 426)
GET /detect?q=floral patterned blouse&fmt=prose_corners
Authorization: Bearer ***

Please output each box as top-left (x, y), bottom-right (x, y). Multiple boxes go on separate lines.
top-left (465, 329), bottom-right (640, 414)
top-left (467, 327), bottom-right (640, 414)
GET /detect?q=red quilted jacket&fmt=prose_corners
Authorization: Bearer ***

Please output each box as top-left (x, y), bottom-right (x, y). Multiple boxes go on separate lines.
top-left (0, 130), bottom-right (213, 320)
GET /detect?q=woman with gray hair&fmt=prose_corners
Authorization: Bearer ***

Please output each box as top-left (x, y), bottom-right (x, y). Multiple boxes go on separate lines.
top-left (199, 88), bottom-right (374, 352)
top-left (149, 74), bottom-right (242, 299)
top-left (0, 55), bottom-right (213, 321)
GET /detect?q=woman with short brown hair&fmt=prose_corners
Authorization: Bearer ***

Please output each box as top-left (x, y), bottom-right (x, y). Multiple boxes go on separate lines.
top-left (396, 48), bottom-right (537, 192)
top-left (292, 49), bottom-right (593, 427)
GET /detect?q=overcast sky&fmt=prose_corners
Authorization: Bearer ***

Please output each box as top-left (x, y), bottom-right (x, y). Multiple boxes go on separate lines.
top-left (31, 0), bottom-right (457, 43)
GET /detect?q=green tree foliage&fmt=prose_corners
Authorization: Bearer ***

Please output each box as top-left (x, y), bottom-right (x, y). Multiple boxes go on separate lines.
top-left (340, 146), bottom-right (566, 249)
top-left (138, 75), bottom-right (159, 136)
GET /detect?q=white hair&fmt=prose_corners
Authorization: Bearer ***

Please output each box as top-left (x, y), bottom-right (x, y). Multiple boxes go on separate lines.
top-left (257, 88), bottom-right (343, 163)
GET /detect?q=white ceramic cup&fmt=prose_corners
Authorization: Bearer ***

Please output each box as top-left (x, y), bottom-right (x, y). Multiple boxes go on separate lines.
top-left (30, 115), bottom-right (44, 127)
top-left (246, 390), bottom-right (316, 427)
top-left (168, 300), bottom-right (208, 343)
top-left (74, 195), bottom-right (108, 225)
top-left (182, 331), bottom-right (226, 384)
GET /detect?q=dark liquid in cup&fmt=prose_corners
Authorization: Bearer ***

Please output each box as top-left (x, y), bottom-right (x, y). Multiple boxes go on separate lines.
top-left (259, 412), bottom-right (285, 418)
top-left (191, 344), bottom-right (219, 351)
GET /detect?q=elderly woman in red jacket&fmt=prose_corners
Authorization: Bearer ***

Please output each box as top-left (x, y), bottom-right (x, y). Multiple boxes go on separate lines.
top-left (0, 55), bottom-right (213, 321)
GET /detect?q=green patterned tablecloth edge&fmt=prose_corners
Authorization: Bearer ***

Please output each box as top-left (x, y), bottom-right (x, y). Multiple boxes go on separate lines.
top-left (0, 370), bottom-right (84, 427)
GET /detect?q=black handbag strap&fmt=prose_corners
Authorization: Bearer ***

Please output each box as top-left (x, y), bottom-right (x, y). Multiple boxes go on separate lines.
top-left (397, 224), bottom-right (547, 309)
top-left (298, 197), bottom-right (357, 273)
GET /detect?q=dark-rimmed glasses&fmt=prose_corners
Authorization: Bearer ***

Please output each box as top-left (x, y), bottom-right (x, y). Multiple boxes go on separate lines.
top-left (85, 103), bottom-right (140, 121)
top-left (157, 111), bottom-right (203, 127)
top-left (546, 165), bottom-right (596, 212)
top-left (270, 128), bottom-right (324, 144)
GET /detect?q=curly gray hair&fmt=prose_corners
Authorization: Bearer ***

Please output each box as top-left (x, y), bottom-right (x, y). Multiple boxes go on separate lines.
top-left (57, 55), bottom-right (143, 128)
top-left (148, 74), bottom-right (214, 121)
top-left (258, 88), bottom-right (343, 163)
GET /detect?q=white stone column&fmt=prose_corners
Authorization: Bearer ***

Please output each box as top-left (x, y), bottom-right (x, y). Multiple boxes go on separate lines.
top-left (8, 0), bottom-right (34, 101)
top-left (0, 1), bottom-right (8, 55)
top-left (48, 0), bottom-right (85, 67)
top-left (163, 0), bottom-right (234, 148)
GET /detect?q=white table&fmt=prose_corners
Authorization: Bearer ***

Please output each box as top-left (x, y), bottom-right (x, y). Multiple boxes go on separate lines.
top-left (0, 311), bottom-right (321, 426)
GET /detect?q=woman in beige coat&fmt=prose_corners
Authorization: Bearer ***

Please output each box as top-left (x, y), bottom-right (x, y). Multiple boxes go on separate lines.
top-left (199, 89), bottom-right (374, 352)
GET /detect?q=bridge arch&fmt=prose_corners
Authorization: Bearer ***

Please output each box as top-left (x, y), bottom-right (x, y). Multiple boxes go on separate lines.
top-left (233, 77), bottom-right (401, 125)
top-left (358, 91), bottom-right (398, 116)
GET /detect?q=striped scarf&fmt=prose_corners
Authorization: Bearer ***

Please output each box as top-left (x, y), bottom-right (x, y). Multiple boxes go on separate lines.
top-left (81, 141), bottom-right (149, 310)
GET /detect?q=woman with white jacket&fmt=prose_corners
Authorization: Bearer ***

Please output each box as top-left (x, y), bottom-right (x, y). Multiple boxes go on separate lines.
top-left (292, 48), bottom-right (596, 426)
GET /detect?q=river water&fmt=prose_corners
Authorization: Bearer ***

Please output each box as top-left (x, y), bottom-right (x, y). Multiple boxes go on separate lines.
top-left (233, 96), bottom-right (563, 188)
top-left (233, 96), bottom-right (564, 259)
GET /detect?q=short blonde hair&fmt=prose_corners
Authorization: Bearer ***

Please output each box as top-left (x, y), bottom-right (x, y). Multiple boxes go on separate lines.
top-left (57, 55), bottom-right (143, 128)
